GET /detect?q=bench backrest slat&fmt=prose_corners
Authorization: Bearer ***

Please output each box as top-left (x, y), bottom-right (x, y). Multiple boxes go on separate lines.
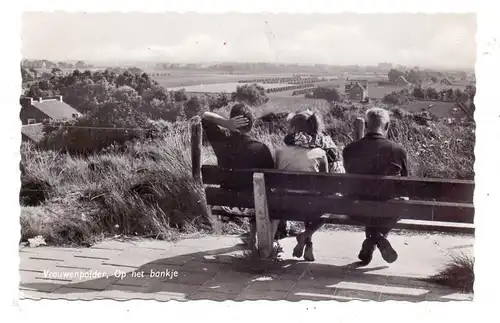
top-left (205, 187), bottom-right (474, 224)
top-left (202, 165), bottom-right (474, 203)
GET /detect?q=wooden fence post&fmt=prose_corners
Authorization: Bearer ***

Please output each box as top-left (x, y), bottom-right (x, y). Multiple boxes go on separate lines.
top-left (253, 173), bottom-right (278, 259)
top-left (191, 119), bottom-right (202, 183)
top-left (191, 118), bottom-right (221, 234)
top-left (354, 117), bottom-right (365, 141)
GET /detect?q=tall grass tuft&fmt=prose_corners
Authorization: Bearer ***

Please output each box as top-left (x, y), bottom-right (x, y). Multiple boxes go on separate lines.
top-left (428, 252), bottom-right (474, 293)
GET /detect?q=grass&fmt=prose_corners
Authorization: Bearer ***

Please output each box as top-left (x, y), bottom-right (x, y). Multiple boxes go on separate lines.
top-left (20, 97), bottom-right (475, 246)
top-left (428, 252), bottom-right (474, 293)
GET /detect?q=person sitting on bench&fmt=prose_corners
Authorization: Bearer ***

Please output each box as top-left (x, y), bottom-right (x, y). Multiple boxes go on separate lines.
top-left (201, 103), bottom-right (287, 242)
top-left (342, 107), bottom-right (409, 265)
top-left (275, 109), bottom-right (343, 261)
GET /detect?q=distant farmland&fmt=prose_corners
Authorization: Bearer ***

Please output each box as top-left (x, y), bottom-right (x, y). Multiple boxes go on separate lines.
top-left (150, 72), bottom-right (304, 89)
top-left (167, 82), bottom-right (290, 94)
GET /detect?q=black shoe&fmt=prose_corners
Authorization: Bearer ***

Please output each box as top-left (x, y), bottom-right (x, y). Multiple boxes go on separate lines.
top-left (293, 234), bottom-right (307, 258)
top-left (304, 240), bottom-right (315, 262)
top-left (377, 237), bottom-right (398, 263)
top-left (358, 238), bottom-right (377, 265)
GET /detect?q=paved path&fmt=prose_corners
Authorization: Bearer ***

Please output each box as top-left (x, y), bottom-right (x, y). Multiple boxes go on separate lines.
top-left (19, 231), bottom-right (474, 301)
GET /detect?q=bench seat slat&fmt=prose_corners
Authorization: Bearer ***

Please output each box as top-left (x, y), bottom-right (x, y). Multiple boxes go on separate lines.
top-left (210, 209), bottom-right (474, 234)
top-left (201, 166), bottom-right (474, 203)
top-left (205, 188), bottom-right (474, 224)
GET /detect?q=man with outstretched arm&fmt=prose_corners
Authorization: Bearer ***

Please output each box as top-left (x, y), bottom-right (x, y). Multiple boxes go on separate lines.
top-left (342, 107), bottom-right (409, 266)
top-left (201, 103), bottom-right (288, 242)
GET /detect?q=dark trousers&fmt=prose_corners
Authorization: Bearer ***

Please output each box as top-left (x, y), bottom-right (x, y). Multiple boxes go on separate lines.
top-left (347, 195), bottom-right (401, 240)
top-left (364, 217), bottom-right (399, 239)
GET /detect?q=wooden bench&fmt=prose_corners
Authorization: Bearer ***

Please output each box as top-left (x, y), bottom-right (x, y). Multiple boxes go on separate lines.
top-left (191, 118), bottom-right (475, 259)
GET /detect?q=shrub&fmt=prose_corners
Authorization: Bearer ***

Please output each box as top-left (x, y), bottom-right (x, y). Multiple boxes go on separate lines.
top-left (172, 89), bottom-right (188, 102)
top-left (208, 93), bottom-right (232, 111)
top-left (383, 90), bottom-right (413, 106)
top-left (40, 100), bottom-right (149, 155)
top-left (412, 87), bottom-right (426, 99)
top-left (313, 86), bottom-right (340, 102)
top-left (232, 83), bottom-right (269, 106)
top-left (184, 96), bottom-right (208, 119)
top-left (256, 112), bottom-right (289, 134)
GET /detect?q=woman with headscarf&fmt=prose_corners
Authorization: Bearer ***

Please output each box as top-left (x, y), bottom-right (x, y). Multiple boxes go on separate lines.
top-left (275, 109), bottom-right (344, 261)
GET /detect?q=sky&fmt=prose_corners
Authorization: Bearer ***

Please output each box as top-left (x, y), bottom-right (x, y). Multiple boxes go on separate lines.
top-left (21, 12), bottom-right (477, 68)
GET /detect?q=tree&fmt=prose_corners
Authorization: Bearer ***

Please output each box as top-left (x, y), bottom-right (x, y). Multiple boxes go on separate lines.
top-left (388, 69), bottom-right (404, 83)
top-left (412, 87), bottom-right (425, 99)
top-left (184, 96), bottom-right (207, 119)
top-left (208, 93), bottom-right (231, 110)
top-left (313, 87), bottom-right (340, 102)
top-left (454, 88), bottom-right (465, 102)
top-left (51, 67), bottom-right (62, 75)
top-left (446, 88), bottom-right (454, 101)
top-left (404, 69), bottom-right (421, 85)
top-left (75, 61), bottom-right (86, 68)
top-left (232, 84), bottom-right (269, 106)
top-left (464, 85), bottom-right (476, 101)
top-left (430, 76), bottom-right (438, 83)
top-left (127, 67), bottom-right (143, 75)
top-left (21, 67), bottom-right (36, 82)
top-left (425, 87), bottom-right (438, 100)
top-left (172, 89), bottom-right (188, 102)
top-left (383, 89), bottom-right (412, 105)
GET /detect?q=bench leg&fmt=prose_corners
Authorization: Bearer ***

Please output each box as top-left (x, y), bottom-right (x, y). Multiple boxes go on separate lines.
top-left (207, 207), bottom-right (222, 235)
top-left (253, 173), bottom-right (274, 259)
top-left (249, 220), bottom-right (257, 249)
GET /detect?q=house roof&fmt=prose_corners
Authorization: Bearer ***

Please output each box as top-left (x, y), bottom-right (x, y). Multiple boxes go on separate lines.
top-left (349, 82), bottom-right (366, 91)
top-left (395, 76), bottom-right (411, 85)
top-left (21, 123), bottom-right (44, 142)
top-left (31, 100), bottom-right (81, 120)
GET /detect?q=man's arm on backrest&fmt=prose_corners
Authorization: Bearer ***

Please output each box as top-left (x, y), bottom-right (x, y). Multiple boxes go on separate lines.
top-left (261, 144), bottom-right (275, 169)
top-left (201, 112), bottom-right (229, 143)
top-left (400, 147), bottom-right (409, 177)
top-left (318, 154), bottom-right (329, 173)
top-left (342, 144), bottom-right (352, 173)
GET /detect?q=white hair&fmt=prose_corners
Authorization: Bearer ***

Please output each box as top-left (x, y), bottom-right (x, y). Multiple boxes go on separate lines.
top-left (365, 107), bottom-right (391, 130)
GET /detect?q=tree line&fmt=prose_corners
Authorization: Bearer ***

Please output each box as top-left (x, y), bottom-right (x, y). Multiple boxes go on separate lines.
top-left (22, 69), bottom-right (269, 154)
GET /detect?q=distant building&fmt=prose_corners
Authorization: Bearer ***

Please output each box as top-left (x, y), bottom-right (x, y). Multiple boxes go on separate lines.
top-left (395, 76), bottom-right (411, 86)
top-left (441, 77), bottom-right (452, 85)
top-left (20, 96), bottom-right (82, 125)
top-left (345, 80), bottom-right (368, 101)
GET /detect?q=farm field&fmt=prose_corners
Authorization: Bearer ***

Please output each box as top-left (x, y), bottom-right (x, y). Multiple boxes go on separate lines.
top-left (167, 82), bottom-right (292, 93)
top-left (151, 72), bottom-right (305, 89)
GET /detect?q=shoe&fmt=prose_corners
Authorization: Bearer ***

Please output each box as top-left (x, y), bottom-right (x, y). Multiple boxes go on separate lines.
top-left (358, 237), bottom-right (377, 265)
top-left (292, 234), bottom-right (307, 258)
top-left (377, 237), bottom-right (398, 263)
top-left (303, 240), bottom-right (315, 262)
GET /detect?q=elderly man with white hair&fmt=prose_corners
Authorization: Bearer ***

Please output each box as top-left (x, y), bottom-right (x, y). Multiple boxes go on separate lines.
top-left (342, 107), bottom-right (409, 266)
